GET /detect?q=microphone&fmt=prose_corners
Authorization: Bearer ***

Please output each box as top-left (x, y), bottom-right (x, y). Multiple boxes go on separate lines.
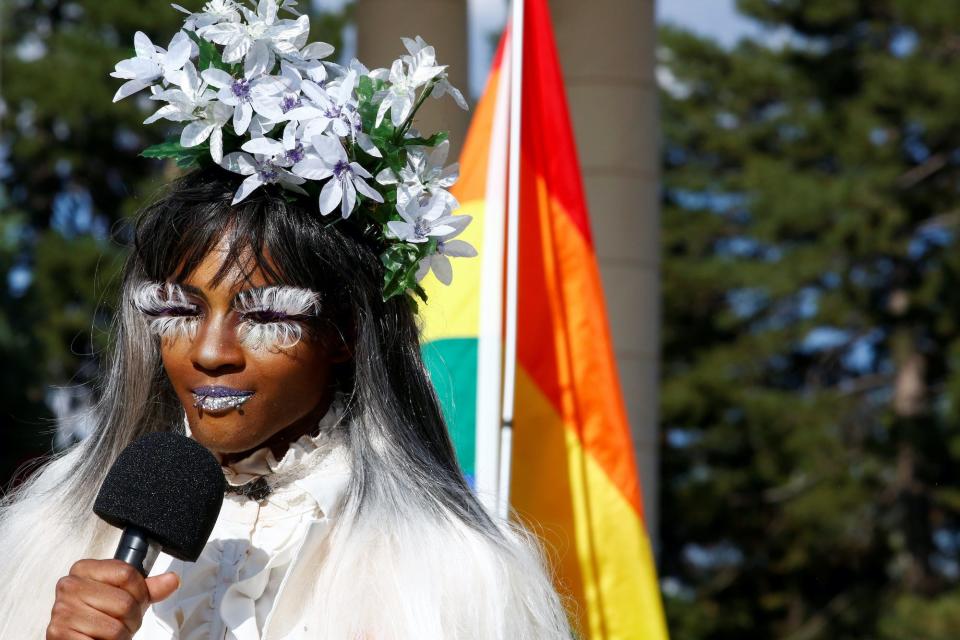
top-left (93, 432), bottom-right (225, 575)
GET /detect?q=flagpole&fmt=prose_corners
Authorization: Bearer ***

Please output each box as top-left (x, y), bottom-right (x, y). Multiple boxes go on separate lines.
top-left (497, 0), bottom-right (525, 521)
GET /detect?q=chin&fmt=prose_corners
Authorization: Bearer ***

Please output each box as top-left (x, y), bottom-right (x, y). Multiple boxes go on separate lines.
top-left (188, 416), bottom-right (269, 456)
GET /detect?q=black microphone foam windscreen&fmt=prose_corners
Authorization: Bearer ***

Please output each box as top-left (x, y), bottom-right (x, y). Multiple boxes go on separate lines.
top-left (94, 432), bottom-right (225, 561)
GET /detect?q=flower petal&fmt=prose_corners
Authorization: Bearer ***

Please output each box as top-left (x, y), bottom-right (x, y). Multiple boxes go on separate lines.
top-left (241, 137), bottom-right (284, 156)
top-left (133, 32), bottom-right (156, 59)
top-left (201, 68), bottom-right (234, 89)
top-left (375, 168), bottom-right (398, 185)
top-left (340, 180), bottom-right (357, 218)
top-left (301, 41), bottom-right (334, 60)
top-left (113, 79), bottom-right (150, 102)
top-left (353, 177), bottom-right (383, 203)
top-left (387, 220), bottom-right (413, 241)
top-left (233, 174), bottom-right (264, 204)
top-left (432, 254), bottom-right (453, 285)
top-left (143, 104), bottom-right (184, 125)
top-left (164, 32), bottom-right (193, 71)
top-left (356, 132), bottom-right (382, 159)
top-left (210, 127), bottom-right (224, 164)
top-left (181, 121), bottom-right (215, 147)
top-left (221, 151), bottom-right (258, 175)
top-left (234, 102), bottom-right (253, 135)
top-left (292, 157), bottom-right (333, 180)
top-left (415, 257), bottom-right (432, 282)
top-left (441, 239), bottom-right (477, 258)
top-left (245, 40), bottom-right (271, 77)
top-left (317, 177), bottom-right (343, 215)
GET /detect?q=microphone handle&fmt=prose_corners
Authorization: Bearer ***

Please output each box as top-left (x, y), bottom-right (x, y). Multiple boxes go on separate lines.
top-left (114, 526), bottom-right (160, 576)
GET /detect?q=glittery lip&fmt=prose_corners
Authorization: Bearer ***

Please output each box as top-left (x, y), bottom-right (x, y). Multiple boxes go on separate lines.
top-left (190, 385), bottom-right (254, 412)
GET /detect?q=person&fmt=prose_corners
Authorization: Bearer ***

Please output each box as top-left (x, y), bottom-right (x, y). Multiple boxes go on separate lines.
top-left (0, 2), bottom-right (574, 638)
top-left (0, 164), bottom-right (573, 639)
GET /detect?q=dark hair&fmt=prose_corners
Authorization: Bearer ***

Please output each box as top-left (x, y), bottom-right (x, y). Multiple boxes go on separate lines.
top-left (130, 165), bottom-right (495, 532)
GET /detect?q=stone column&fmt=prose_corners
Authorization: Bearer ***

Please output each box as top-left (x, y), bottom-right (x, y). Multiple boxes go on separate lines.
top-left (550, 0), bottom-right (662, 543)
top-left (355, 0), bottom-right (470, 159)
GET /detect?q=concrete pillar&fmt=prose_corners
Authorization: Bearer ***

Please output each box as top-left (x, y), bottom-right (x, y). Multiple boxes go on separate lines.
top-left (354, 0), bottom-right (470, 160)
top-left (550, 0), bottom-right (662, 544)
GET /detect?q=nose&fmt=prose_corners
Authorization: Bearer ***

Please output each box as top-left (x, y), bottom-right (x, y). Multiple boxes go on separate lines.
top-left (190, 313), bottom-right (245, 373)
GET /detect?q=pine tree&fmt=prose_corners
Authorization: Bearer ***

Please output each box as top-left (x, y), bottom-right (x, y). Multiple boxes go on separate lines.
top-left (660, 1), bottom-right (960, 638)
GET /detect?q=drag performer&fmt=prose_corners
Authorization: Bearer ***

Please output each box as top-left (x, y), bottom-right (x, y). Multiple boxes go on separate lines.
top-left (0, 2), bottom-right (572, 637)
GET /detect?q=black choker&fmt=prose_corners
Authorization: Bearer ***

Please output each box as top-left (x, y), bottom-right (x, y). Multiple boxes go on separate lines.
top-left (225, 477), bottom-right (272, 501)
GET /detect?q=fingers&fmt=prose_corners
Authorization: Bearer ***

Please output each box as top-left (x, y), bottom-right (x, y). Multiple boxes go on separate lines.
top-left (58, 575), bottom-right (144, 634)
top-left (145, 572), bottom-right (180, 603)
top-left (55, 599), bottom-right (133, 640)
top-left (48, 592), bottom-right (131, 640)
top-left (47, 559), bottom-right (179, 640)
top-left (69, 560), bottom-right (150, 605)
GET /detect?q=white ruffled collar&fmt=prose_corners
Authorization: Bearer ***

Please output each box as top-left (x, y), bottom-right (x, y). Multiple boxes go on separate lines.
top-left (219, 397), bottom-right (348, 489)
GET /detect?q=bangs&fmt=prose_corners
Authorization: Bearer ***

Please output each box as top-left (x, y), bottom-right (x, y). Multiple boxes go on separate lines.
top-left (133, 169), bottom-right (332, 294)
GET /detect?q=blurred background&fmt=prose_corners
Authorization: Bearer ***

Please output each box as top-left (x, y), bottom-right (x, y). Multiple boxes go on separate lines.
top-left (5, 0), bottom-right (960, 637)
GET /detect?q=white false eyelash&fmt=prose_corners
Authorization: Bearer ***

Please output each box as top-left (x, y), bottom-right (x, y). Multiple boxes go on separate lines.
top-left (234, 286), bottom-right (321, 351)
top-left (131, 281), bottom-right (201, 341)
top-left (237, 320), bottom-right (305, 351)
top-left (131, 281), bottom-right (197, 315)
top-left (147, 315), bottom-right (201, 341)
top-left (233, 285), bottom-right (321, 316)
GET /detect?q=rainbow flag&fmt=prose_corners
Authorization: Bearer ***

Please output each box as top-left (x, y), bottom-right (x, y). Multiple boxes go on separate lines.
top-left (420, 1), bottom-right (668, 637)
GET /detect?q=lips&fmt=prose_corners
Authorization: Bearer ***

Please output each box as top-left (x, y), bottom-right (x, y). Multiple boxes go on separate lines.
top-left (190, 385), bottom-right (254, 412)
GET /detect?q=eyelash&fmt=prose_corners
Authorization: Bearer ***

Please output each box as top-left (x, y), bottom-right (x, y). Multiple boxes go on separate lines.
top-left (131, 282), bottom-right (321, 350)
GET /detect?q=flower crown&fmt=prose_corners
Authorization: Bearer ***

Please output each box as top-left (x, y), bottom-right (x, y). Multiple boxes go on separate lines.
top-left (111, 0), bottom-right (476, 302)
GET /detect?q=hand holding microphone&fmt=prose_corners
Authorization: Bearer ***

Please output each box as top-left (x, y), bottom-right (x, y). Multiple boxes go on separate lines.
top-left (46, 433), bottom-right (224, 640)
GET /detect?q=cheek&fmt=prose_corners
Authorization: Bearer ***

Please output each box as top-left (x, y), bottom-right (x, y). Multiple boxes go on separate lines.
top-left (251, 345), bottom-right (334, 413)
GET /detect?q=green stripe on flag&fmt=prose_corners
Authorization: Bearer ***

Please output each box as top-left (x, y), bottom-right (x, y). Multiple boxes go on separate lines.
top-left (422, 337), bottom-right (478, 481)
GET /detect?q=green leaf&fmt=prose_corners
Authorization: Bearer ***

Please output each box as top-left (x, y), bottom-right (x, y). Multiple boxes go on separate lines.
top-left (186, 29), bottom-right (230, 72)
top-left (404, 131), bottom-right (449, 147)
top-left (140, 140), bottom-right (186, 159)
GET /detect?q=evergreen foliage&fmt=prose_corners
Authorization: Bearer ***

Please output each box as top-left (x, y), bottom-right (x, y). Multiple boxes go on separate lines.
top-left (660, 1), bottom-right (960, 637)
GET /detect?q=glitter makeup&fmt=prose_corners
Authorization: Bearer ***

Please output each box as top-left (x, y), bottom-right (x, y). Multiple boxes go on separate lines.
top-left (191, 385), bottom-right (255, 412)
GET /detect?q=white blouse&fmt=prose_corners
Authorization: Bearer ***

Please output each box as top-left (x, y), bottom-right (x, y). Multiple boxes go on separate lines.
top-left (136, 408), bottom-right (352, 640)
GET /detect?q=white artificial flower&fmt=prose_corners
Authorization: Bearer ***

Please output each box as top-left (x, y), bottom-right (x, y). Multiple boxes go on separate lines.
top-left (220, 149), bottom-right (307, 204)
top-left (401, 36), bottom-right (468, 111)
top-left (299, 72), bottom-right (359, 140)
top-left (111, 31), bottom-right (193, 102)
top-left (201, 67), bottom-right (285, 135)
top-left (415, 219), bottom-right (477, 285)
top-left (181, 100), bottom-right (233, 163)
top-left (374, 51), bottom-right (445, 128)
top-left (251, 61), bottom-right (306, 123)
top-left (241, 121), bottom-right (306, 167)
top-left (386, 189), bottom-right (460, 244)
top-left (284, 41), bottom-right (336, 83)
top-left (144, 60), bottom-right (211, 124)
top-left (292, 135), bottom-right (384, 218)
top-left (278, 0), bottom-right (301, 16)
top-left (376, 139), bottom-right (459, 208)
top-left (172, 0), bottom-right (241, 31)
top-left (199, 0), bottom-right (310, 76)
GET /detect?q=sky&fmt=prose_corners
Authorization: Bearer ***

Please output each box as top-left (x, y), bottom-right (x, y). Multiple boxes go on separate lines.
top-left (312, 0), bottom-right (752, 98)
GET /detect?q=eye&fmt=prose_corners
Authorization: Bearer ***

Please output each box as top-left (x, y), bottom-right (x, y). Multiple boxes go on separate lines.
top-left (151, 304), bottom-right (200, 318)
top-left (240, 309), bottom-right (297, 324)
